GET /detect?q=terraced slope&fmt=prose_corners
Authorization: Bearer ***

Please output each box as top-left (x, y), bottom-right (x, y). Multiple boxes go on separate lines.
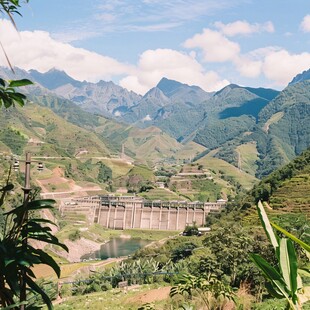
top-left (250, 148), bottom-right (310, 215)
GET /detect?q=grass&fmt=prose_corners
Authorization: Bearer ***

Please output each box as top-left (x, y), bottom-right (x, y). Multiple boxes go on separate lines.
top-left (139, 188), bottom-right (182, 200)
top-left (56, 224), bottom-right (176, 246)
top-left (82, 225), bottom-right (178, 241)
top-left (54, 284), bottom-right (170, 310)
top-left (128, 165), bottom-right (155, 181)
top-left (236, 142), bottom-right (259, 176)
top-left (33, 261), bottom-right (96, 279)
top-left (190, 178), bottom-right (222, 202)
top-left (100, 158), bottom-right (133, 178)
top-left (45, 182), bottom-right (70, 192)
top-left (198, 151), bottom-right (258, 190)
top-left (122, 229), bottom-right (179, 240)
top-left (262, 111), bottom-right (284, 133)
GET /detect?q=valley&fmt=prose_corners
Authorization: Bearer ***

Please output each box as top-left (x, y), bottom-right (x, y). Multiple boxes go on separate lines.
top-left (1, 1), bottom-right (310, 309)
top-left (1, 66), bottom-right (310, 310)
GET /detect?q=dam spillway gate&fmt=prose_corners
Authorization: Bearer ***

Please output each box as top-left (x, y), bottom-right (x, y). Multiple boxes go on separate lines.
top-left (60, 195), bottom-right (226, 231)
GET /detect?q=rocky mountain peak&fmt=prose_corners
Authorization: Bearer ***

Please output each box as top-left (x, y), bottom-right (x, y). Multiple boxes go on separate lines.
top-left (289, 68), bottom-right (310, 85)
top-left (29, 68), bottom-right (82, 89)
top-left (156, 77), bottom-right (185, 96)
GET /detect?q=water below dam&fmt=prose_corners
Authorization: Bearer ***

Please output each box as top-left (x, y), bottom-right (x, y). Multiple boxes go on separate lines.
top-left (81, 238), bottom-right (150, 260)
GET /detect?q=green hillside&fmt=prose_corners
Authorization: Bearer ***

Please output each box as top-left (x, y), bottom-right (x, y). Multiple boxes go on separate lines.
top-left (192, 81), bottom-right (310, 179)
top-left (250, 147), bottom-right (310, 214)
top-left (0, 103), bottom-right (111, 158)
top-left (198, 151), bottom-right (257, 189)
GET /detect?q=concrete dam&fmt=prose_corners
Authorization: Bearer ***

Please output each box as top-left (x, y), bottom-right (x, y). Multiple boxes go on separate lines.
top-left (60, 195), bottom-right (226, 231)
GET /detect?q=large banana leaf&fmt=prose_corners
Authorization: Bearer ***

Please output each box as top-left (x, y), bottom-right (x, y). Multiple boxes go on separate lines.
top-left (256, 201), bottom-right (279, 250)
top-left (271, 222), bottom-right (310, 253)
top-left (279, 238), bottom-right (298, 302)
top-left (250, 253), bottom-right (289, 299)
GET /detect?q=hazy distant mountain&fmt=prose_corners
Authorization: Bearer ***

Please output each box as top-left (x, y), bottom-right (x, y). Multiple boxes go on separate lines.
top-left (29, 68), bottom-right (83, 89)
top-left (121, 78), bottom-right (213, 139)
top-left (2, 65), bottom-right (309, 181)
top-left (28, 68), bottom-right (142, 118)
top-left (289, 68), bottom-right (310, 85)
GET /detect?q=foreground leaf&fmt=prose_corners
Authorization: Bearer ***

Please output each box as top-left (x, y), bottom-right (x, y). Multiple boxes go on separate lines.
top-left (250, 253), bottom-right (289, 299)
top-left (279, 238), bottom-right (298, 301)
top-left (8, 79), bottom-right (33, 87)
top-left (271, 222), bottom-right (310, 253)
top-left (257, 201), bottom-right (279, 250)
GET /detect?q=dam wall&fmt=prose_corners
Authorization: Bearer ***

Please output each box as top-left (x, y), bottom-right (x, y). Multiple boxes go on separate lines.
top-left (60, 195), bottom-right (226, 231)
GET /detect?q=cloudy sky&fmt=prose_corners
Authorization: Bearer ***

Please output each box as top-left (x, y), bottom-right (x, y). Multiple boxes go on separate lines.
top-left (1, 0), bottom-right (310, 94)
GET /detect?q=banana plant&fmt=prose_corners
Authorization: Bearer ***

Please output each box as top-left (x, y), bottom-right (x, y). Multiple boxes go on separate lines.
top-left (170, 274), bottom-right (234, 309)
top-left (271, 222), bottom-right (310, 255)
top-left (250, 201), bottom-right (302, 309)
top-left (0, 197), bottom-right (68, 309)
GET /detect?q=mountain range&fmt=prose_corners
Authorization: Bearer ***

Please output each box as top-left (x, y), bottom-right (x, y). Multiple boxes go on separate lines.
top-left (1, 66), bottom-right (310, 183)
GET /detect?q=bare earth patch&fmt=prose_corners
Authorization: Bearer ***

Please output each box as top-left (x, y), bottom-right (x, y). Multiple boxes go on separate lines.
top-left (36, 167), bottom-right (102, 199)
top-left (127, 286), bottom-right (171, 304)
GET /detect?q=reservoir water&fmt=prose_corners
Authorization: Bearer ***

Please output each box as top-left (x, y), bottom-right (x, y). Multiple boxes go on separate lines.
top-left (81, 238), bottom-right (150, 260)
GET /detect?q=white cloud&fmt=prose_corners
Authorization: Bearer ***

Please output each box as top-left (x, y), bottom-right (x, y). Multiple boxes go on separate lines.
top-left (233, 47), bottom-right (310, 86)
top-left (183, 28), bottom-right (240, 62)
top-left (262, 50), bottom-right (310, 85)
top-left (52, 30), bottom-right (100, 43)
top-left (2, 15), bottom-right (310, 97)
top-left (233, 46), bottom-right (278, 78)
top-left (92, 0), bottom-right (238, 33)
top-left (120, 48), bottom-right (229, 94)
top-left (214, 20), bottom-right (274, 36)
top-left (300, 15), bottom-right (310, 32)
top-left (234, 56), bottom-right (262, 78)
top-left (0, 19), bottom-right (132, 82)
top-left (183, 26), bottom-right (310, 88)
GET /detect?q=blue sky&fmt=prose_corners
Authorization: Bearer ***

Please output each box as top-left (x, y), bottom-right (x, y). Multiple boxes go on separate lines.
top-left (1, 0), bottom-right (310, 94)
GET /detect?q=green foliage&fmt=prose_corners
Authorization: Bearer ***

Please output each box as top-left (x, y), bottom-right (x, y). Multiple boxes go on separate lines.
top-left (73, 257), bottom-right (168, 292)
top-left (0, 127), bottom-right (27, 155)
top-left (72, 277), bottom-right (112, 295)
top-left (194, 116), bottom-right (255, 150)
top-left (271, 222), bottom-right (310, 255)
top-left (125, 165), bottom-right (155, 193)
top-left (0, 78), bottom-right (32, 109)
top-left (170, 273), bottom-right (234, 309)
top-left (68, 229), bottom-right (81, 241)
top-left (171, 241), bottom-right (198, 262)
top-left (191, 178), bottom-right (222, 202)
top-left (183, 223), bottom-right (199, 236)
top-left (137, 303), bottom-right (155, 310)
top-left (0, 0), bottom-right (29, 17)
top-left (250, 202), bottom-right (302, 309)
top-left (203, 224), bottom-right (257, 287)
top-left (0, 197), bottom-right (68, 309)
top-left (97, 161), bottom-right (112, 183)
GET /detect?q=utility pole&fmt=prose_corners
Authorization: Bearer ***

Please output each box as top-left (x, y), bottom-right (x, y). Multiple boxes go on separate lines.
top-left (20, 152), bottom-right (32, 310)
